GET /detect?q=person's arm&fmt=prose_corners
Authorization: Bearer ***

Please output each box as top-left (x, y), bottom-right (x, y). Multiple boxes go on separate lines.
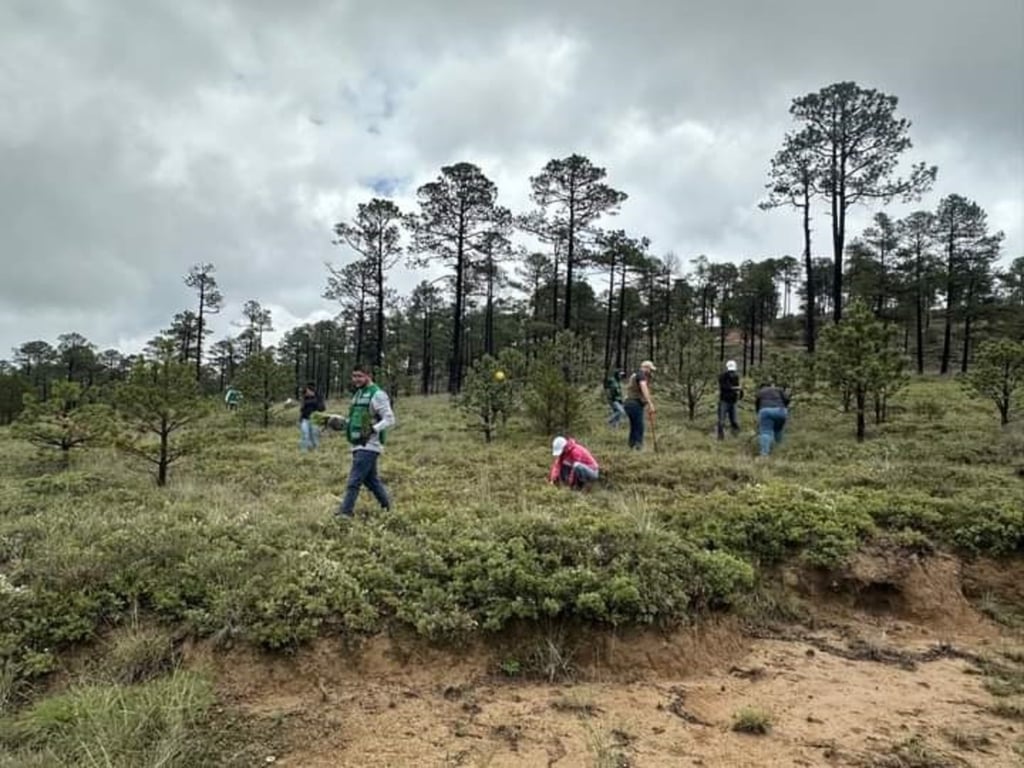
top-left (549, 459), bottom-right (560, 484)
top-left (754, 391), bottom-right (761, 411)
top-left (371, 390), bottom-right (396, 432)
top-left (639, 379), bottom-right (655, 413)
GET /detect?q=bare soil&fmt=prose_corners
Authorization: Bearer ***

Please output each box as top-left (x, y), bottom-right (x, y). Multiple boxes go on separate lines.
top-left (188, 555), bottom-right (1024, 767)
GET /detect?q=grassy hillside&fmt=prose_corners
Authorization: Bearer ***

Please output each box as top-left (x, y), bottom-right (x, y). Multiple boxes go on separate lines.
top-left (1, 376), bottom-right (1022, 764)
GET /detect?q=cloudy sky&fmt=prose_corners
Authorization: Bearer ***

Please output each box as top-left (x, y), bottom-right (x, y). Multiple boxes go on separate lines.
top-left (2, 0), bottom-right (1022, 358)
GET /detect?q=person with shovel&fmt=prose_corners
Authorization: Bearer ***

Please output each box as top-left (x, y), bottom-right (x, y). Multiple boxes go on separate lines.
top-left (623, 360), bottom-right (657, 451)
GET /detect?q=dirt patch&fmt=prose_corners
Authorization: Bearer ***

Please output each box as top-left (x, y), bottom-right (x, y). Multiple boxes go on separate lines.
top-left (787, 549), bottom-right (999, 638)
top-left (183, 553), bottom-right (1024, 766)
top-left (185, 619), bottom-right (752, 707)
top-left (962, 556), bottom-right (1024, 605)
top-left (200, 625), bottom-right (1023, 767)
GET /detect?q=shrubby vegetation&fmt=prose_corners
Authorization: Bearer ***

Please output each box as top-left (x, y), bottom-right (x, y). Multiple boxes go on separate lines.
top-left (1, 377), bottom-right (1021, 704)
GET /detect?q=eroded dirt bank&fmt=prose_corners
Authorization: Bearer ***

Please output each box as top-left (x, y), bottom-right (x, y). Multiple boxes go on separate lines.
top-left (189, 554), bottom-right (1024, 767)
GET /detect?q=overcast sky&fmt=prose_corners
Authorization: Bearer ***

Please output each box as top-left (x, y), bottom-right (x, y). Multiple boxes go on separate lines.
top-left (2, 0), bottom-right (1022, 358)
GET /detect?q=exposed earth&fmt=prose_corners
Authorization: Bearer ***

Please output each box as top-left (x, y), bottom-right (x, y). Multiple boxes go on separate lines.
top-left (187, 553), bottom-right (1024, 767)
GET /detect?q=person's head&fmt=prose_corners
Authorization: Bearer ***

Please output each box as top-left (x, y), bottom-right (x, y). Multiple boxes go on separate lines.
top-left (303, 382), bottom-right (316, 396)
top-left (725, 360), bottom-right (737, 373)
top-left (551, 436), bottom-right (568, 456)
top-left (640, 360), bottom-right (657, 376)
top-left (759, 380), bottom-right (772, 390)
top-left (351, 364), bottom-right (373, 390)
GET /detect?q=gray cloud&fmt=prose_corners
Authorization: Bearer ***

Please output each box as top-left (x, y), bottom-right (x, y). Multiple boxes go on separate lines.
top-left (1, 0), bottom-right (1021, 356)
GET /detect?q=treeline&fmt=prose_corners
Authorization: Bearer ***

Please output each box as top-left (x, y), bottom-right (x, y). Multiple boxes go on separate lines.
top-left (2, 81), bottom-right (1022, 425)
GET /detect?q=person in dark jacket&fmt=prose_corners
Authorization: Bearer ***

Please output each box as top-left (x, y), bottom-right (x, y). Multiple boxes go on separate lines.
top-left (754, 381), bottom-right (790, 457)
top-left (605, 370), bottom-right (626, 428)
top-left (716, 360), bottom-right (743, 439)
top-left (299, 382), bottom-right (325, 451)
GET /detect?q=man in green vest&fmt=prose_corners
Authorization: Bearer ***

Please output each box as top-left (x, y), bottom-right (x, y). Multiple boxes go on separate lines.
top-left (337, 364), bottom-right (396, 518)
top-left (224, 386), bottom-right (242, 410)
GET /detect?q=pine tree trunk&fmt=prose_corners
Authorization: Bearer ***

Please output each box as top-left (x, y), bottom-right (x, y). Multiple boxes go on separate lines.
top-left (195, 286), bottom-right (205, 382)
top-left (856, 390), bottom-right (866, 442)
top-left (614, 266), bottom-right (627, 369)
top-left (452, 222), bottom-right (466, 394)
top-left (803, 192), bottom-right (816, 353)
top-left (604, 258), bottom-right (616, 372)
top-left (158, 419), bottom-right (169, 486)
top-left (960, 279), bottom-right (975, 374)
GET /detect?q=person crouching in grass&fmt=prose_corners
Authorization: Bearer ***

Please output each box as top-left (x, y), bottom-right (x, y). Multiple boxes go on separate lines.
top-left (548, 436), bottom-right (600, 492)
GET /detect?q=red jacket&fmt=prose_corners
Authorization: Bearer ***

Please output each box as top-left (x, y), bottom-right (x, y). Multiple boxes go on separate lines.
top-left (548, 439), bottom-right (599, 485)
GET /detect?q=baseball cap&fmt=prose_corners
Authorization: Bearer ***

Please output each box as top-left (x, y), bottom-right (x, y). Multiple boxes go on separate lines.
top-left (640, 360), bottom-right (657, 371)
top-left (551, 436), bottom-right (568, 456)
top-left (726, 360), bottom-right (737, 372)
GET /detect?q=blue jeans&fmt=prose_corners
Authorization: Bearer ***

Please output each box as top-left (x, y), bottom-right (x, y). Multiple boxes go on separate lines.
top-left (624, 400), bottom-right (645, 449)
top-left (338, 449), bottom-right (390, 517)
top-left (299, 418), bottom-right (320, 451)
top-left (607, 401), bottom-right (625, 427)
top-left (758, 407), bottom-right (788, 456)
top-left (717, 400), bottom-right (740, 439)
top-left (558, 462), bottom-right (599, 489)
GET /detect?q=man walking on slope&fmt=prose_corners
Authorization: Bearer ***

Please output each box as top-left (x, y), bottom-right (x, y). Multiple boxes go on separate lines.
top-left (623, 360), bottom-right (657, 450)
top-left (548, 436), bottom-right (600, 491)
top-left (337, 364), bottom-right (396, 518)
top-left (716, 360), bottom-right (743, 439)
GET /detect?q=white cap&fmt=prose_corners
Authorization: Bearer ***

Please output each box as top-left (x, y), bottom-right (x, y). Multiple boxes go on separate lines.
top-left (726, 360), bottom-right (737, 372)
top-left (551, 436), bottom-right (568, 456)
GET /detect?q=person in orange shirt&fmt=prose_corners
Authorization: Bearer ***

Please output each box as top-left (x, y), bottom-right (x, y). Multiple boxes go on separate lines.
top-left (548, 436), bottom-right (600, 491)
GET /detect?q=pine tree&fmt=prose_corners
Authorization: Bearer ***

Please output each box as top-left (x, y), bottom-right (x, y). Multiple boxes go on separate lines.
top-left (115, 349), bottom-right (210, 486)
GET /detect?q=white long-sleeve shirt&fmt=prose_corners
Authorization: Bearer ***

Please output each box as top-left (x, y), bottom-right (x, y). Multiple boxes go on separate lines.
top-left (353, 388), bottom-right (396, 454)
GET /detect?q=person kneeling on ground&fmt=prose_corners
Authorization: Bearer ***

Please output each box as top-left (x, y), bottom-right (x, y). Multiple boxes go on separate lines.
top-left (548, 436), bottom-right (599, 491)
top-left (754, 381), bottom-right (790, 457)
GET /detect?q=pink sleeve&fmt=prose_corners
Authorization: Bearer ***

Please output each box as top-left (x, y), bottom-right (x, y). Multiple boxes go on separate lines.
top-left (577, 446), bottom-right (598, 469)
top-left (549, 459), bottom-right (560, 483)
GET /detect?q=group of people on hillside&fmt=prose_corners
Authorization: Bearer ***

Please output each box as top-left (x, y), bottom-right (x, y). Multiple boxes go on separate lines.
top-left (291, 355), bottom-right (791, 516)
top-left (553, 360), bottom-right (793, 492)
top-left (548, 359), bottom-right (791, 493)
top-left (604, 359), bottom-right (790, 453)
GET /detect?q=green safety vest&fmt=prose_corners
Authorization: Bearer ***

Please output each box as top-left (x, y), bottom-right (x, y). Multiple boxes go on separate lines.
top-left (346, 384), bottom-right (387, 445)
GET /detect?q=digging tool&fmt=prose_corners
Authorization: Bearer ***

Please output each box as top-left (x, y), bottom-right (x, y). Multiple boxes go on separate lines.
top-left (648, 407), bottom-right (659, 453)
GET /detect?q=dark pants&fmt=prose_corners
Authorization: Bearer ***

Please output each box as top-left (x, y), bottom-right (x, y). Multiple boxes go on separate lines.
top-left (717, 400), bottom-right (740, 439)
top-left (758, 407), bottom-right (788, 456)
top-left (338, 449), bottom-right (390, 517)
top-left (624, 399), bottom-right (645, 449)
top-left (558, 461), bottom-right (600, 490)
